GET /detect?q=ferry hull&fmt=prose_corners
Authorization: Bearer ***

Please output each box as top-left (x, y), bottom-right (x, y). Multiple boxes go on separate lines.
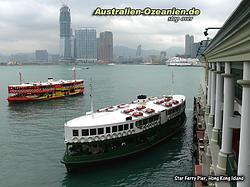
top-left (61, 112), bottom-right (186, 171)
top-left (7, 90), bottom-right (84, 103)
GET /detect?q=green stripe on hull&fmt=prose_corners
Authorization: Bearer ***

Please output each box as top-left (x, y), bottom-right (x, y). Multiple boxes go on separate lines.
top-left (62, 112), bottom-right (186, 170)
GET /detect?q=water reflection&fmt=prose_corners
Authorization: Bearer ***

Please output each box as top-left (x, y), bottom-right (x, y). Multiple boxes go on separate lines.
top-left (61, 115), bottom-right (191, 187)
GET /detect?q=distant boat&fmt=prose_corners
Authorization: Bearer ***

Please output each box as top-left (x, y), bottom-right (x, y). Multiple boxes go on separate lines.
top-left (7, 70), bottom-right (84, 103)
top-left (107, 63), bottom-right (115, 66)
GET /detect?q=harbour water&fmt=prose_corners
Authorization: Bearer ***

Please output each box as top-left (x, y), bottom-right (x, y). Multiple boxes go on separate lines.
top-left (0, 64), bottom-right (202, 187)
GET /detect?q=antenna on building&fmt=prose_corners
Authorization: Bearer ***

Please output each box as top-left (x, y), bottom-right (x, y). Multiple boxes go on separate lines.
top-left (60, 0), bottom-right (69, 6)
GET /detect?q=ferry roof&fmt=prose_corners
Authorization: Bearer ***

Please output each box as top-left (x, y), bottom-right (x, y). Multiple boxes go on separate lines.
top-left (9, 79), bottom-right (84, 87)
top-left (65, 95), bottom-right (185, 128)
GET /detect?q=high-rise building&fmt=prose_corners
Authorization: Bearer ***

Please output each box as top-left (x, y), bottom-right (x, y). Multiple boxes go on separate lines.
top-left (97, 31), bottom-right (113, 63)
top-left (75, 28), bottom-right (97, 63)
top-left (136, 45), bottom-right (142, 57)
top-left (191, 42), bottom-right (199, 58)
top-left (59, 5), bottom-right (72, 61)
top-left (185, 34), bottom-right (194, 57)
top-left (35, 50), bottom-right (48, 63)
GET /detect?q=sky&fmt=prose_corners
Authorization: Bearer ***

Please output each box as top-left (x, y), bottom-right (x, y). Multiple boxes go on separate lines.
top-left (0, 0), bottom-right (241, 55)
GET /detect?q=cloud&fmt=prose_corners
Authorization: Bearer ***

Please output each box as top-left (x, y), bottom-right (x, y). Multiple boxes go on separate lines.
top-left (0, 0), bottom-right (241, 55)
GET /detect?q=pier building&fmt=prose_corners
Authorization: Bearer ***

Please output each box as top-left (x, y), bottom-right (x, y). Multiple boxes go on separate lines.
top-left (194, 0), bottom-right (250, 186)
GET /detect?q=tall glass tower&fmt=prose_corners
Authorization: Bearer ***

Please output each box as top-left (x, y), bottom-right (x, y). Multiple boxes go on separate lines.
top-left (75, 28), bottom-right (97, 63)
top-left (59, 5), bottom-right (72, 61)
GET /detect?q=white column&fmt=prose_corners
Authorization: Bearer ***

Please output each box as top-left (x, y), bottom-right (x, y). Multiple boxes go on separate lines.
top-left (237, 62), bottom-right (250, 187)
top-left (205, 63), bottom-right (212, 122)
top-left (208, 63), bottom-right (216, 126)
top-left (216, 62), bottom-right (234, 174)
top-left (211, 62), bottom-right (223, 143)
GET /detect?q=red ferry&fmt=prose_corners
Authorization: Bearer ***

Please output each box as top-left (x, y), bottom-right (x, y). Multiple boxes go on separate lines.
top-left (7, 78), bottom-right (84, 103)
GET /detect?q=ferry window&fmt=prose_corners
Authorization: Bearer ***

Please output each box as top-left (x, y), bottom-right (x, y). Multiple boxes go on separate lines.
top-left (112, 126), bottom-right (117, 132)
top-left (153, 115), bottom-right (159, 121)
top-left (143, 118), bottom-right (148, 125)
top-left (106, 127), bottom-right (110, 133)
top-left (90, 129), bottom-right (97, 135)
top-left (73, 130), bottom-right (79, 136)
top-left (118, 125), bottom-right (123, 131)
top-left (139, 120), bottom-right (143, 126)
top-left (130, 123), bottom-right (134, 129)
top-left (124, 124), bottom-right (129, 130)
top-left (98, 128), bottom-right (104, 135)
top-left (82, 129), bottom-right (89, 136)
top-left (149, 117), bottom-right (153, 123)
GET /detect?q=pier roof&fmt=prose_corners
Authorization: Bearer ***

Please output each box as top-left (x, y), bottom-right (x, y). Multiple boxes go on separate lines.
top-left (202, 0), bottom-right (250, 62)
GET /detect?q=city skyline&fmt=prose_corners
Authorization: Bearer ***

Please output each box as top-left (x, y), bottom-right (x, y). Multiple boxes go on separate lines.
top-left (0, 0), bottom-right (241, 55)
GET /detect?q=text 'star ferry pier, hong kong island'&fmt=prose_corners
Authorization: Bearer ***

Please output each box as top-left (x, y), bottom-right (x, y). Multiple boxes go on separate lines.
top-left (61, 94), bottom-right (186, 171)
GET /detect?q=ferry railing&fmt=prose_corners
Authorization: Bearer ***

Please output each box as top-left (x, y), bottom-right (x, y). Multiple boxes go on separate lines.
top-left (226, 154), bottom-right (237, 187)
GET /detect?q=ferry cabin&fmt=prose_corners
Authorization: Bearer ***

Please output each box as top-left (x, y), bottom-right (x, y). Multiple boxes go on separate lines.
top-left (62, 95), bottom-right (186, 168)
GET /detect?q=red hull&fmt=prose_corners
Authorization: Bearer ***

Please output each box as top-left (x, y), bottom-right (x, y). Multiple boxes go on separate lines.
top-left (7, 90), bottom-right (84, 103)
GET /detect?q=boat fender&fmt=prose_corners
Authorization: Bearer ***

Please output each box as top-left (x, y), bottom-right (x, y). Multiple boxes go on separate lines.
top-left (118, 133), bottom-right (122, 138)
top-left (122, 131), bottom-right (127, 136)
top-left (88, 137), bottom-right (93, 142)
top-left (80, 137), bottom-right (85, 143)
top-left (112, 133), bottom-right (117, 138)
top-left (101, 135), bottom-right (106, 141)
top-left (94, 136), bottom-right (100, 141)
top-left (72, 137), bottom-right (79, 143)
top-left (132, 129), bottom-right (135, 134)
top-left (127, 130), bottom-right (132, 135)
top-left (107, 134), bottom-right (111, 140)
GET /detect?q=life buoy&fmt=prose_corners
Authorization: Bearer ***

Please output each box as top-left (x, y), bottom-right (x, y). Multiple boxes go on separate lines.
top-left (80, 137), bottom-right (85, 143)
top-left (94, 136), bottom-right (100, 141)
top-left (88, 137), bottom-right (93, 142)
top-left (123, 109), bottom-right (134, 114)
top-left (165, 103), bottom-right (172, 107)
top-left (172, 100), bottom-right (179, 105)
top-left (127, 130), bottom-right (132, 135)
top-left (118, 133), bottom-right (122, 138)
top-left (155, 100), bottom-right (164, 104)
top-left (107, 134), bottom-right (111, 139)
top-left (164, 98), bottom-right (171, 102)
top-left (136, 105), bottom-right (146, 110)
top-left (132, 111), bottom-right (143, 117)
top-left (132, 129), bottom-right (135, 134)
top-left (145, 108), bottom-right (155, 113)
top-left (72, 137), bottom-right (79, 143)
top-left (112, 133), bottom-right (117, 138)
top-left (118, 104), bottom-right (127, 108)
top-left (123, 131), bottom-right (127, 136)
top-left (101, 135), bottom-right (106, 141)
top-left (106, 108), bottom-right (114, 112)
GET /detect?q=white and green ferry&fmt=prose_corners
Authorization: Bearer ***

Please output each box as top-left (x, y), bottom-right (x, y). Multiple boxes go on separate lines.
top-left (61, 95), bottom-right (186, 171)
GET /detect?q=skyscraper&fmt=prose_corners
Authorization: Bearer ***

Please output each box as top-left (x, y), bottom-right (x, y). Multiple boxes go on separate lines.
top-left (59, 5), bottom-right (72, 61)
top-left (136, 45), bottom-right (142, 57)
top-left (75, 28), bottom-right (97, 63)
top-left (185, 34), bottom-right (194, 57)
top-left (35, 50), bottom-right (48, 63)
top-left (97, 31), bottom-right (113, 63)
